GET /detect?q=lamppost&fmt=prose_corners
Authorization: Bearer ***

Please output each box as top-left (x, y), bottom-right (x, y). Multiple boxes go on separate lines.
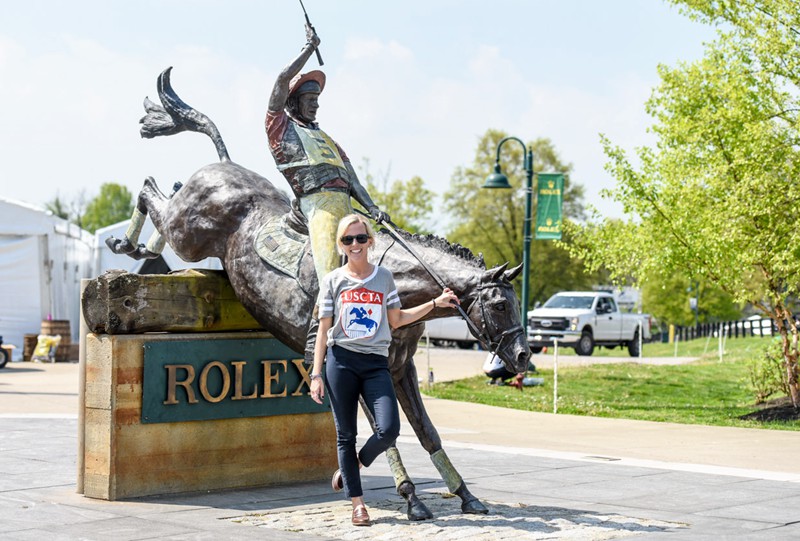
top-left (483, 136), bottom-right (534, 323)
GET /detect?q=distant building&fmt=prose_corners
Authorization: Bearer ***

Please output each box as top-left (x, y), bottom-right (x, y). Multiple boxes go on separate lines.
top-left (592, 285), bottom-right (641, 313)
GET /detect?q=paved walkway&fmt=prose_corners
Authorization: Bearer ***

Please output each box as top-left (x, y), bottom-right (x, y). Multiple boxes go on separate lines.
top-left (2, 352), bottom-right (800, 540)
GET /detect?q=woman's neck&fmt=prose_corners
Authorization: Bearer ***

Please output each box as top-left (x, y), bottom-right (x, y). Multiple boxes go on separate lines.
top-left (345, 261), bottom-right (374, 279)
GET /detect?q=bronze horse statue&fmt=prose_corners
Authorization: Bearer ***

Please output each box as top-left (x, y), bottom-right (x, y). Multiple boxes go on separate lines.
top-left (107, 68), bottom-right (531, 520)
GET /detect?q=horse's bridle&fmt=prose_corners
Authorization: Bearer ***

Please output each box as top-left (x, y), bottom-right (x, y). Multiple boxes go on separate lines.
top-left (466, 279), bottom-right (525, 363)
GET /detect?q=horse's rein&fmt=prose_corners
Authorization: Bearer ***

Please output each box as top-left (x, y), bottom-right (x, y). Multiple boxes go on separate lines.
top-left (373, 218), bottom-right (493, 352)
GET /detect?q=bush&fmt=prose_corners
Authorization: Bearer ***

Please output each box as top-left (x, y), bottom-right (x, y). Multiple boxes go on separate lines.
top-left (746, 339), bottom-right (790, 404)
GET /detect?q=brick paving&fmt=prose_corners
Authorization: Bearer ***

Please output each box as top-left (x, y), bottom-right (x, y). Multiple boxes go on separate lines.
top-left (3, 354), bottom-right (800, 540)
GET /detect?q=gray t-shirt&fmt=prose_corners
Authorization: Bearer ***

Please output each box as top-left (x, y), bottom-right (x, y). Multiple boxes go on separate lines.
top-left (318, 265), bottom-right (402, 357)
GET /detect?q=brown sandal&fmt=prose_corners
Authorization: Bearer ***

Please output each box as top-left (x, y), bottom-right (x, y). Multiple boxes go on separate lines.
top-left (352, 505), bottom-right (371, 526)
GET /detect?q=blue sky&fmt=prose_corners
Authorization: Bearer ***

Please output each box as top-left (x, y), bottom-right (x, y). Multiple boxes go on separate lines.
top-left (0, 0), bottom-right (715, 231)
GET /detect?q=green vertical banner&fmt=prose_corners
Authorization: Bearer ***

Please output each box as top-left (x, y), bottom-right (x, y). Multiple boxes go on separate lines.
top-left (535, 173), bottom-right (564, 240)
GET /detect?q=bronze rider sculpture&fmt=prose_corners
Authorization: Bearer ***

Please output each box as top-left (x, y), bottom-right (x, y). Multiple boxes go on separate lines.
top-left (266, 25), bottom-right (389, 362)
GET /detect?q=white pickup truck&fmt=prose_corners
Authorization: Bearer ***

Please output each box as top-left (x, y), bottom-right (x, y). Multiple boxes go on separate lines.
top-left (527, 291), bottom-right (651, 356)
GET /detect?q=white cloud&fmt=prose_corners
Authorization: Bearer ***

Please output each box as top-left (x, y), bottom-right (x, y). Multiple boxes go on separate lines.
top-left (467, 45), bottom-right (518, 79)
top-left (0, 35), bottom-right (24, 69)
top-left (0, 2), bottom-right (701, 233)
top-left (343, 37), bottom-right (413, 62)
top-left (0, 32), bottom-right (279, 208)
top-left (323, 39), bottom-right (658, 223)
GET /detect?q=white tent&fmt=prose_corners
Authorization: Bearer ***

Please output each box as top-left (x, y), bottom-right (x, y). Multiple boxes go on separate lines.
top-left (0, 199), bottom-right (223, 361)
top-left (0, 198), bottom-right (95, 359)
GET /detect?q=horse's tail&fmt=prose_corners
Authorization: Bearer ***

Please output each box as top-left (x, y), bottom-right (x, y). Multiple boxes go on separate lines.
top-left (139, 67), bottom-right (231, 162)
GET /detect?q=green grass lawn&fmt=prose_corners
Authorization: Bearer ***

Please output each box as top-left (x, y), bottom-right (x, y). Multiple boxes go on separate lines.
top-left (425, 336), bottom-right (800, 431)
top-left (545, 331), bottom-right (772, 358)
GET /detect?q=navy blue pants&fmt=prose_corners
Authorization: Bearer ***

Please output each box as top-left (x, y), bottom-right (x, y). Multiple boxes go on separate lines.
top-left (325, 345), bottom-right (401, 498)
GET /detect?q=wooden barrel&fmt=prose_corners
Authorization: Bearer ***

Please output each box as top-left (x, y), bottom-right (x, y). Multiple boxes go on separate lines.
top-left (40, 320), bottom-right (71, 362)
top-left (41, 320), bottom-right (71, 343)
top-left (23, 334), bottom-right (38, 362)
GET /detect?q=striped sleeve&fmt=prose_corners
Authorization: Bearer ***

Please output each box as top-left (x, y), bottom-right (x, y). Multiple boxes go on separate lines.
top-left (386, 288), bottom-right (401, 309)
top-left (318, 275), bottom-right (335, 318)
top-left (385, 271), bottom-right (401, 309)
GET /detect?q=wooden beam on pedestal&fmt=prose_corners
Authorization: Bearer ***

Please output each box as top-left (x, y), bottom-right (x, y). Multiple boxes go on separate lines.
top-left (82, 269), bottom-right (263, 334)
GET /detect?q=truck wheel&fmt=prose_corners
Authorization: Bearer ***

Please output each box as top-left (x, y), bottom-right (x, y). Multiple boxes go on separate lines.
top-left (456, 341), bottom-right (475, 350)
top-left (530, 346), bottom-right (543, 354)
top-left (628, 331), bottom-right (641, 357)
top-left (575, 331), bottom-right (594, 356)
top-left (0, 348), bottom-right (8, 369)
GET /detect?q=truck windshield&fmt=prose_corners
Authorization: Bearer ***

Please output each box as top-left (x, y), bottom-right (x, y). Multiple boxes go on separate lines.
top-left (543, 296), bottom-right (595, 309)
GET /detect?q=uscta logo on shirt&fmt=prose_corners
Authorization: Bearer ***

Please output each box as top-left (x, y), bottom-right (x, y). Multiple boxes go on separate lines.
top-left (341, 287), bottom-right (383, 339)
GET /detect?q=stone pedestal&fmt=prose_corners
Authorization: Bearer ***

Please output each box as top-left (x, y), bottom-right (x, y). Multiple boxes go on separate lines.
top-left (80, 331), bottom-right (337, 500)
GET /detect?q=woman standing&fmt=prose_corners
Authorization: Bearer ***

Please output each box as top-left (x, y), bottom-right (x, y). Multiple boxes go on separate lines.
top-left (309, 213), bottom-right (458, 526)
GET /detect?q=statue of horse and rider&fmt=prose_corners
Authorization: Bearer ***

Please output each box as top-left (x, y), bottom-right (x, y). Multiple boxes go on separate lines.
top-left (106, 28), bottom-right (530, 520)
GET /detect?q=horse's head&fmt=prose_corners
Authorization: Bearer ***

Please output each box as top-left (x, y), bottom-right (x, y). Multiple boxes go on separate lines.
top-left (464, 262), bottom-right (531, 374)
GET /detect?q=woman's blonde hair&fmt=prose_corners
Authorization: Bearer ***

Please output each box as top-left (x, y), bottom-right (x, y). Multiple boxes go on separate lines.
top-left (335, 213), bottom-right (375, 256)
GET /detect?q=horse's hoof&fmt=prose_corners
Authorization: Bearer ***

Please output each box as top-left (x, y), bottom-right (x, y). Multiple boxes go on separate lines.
top-left (397, 481), bottom-right (433, 521)
top-left (130, 246), bottom-right (160, 260)
top-left (139, 248), bottom-right (161, 259)
top-left (461, 498), bottom-right (489, 515)
top-left (105, 236), bottom-right (137, 255)
top-left (407, 499), bottom-right (433, 521)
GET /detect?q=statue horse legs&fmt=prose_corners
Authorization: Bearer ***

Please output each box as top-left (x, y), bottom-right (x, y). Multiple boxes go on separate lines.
top-left (393, 353), bottom-right (489, 516)
top-left (359, 397), bottom-right (434, 521)
top-left (106, 177), bottom-right (180, 259)
top-left (360, 330), bottom-right (488, 520)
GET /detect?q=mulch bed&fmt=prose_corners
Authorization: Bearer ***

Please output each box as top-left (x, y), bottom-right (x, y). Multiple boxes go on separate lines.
top-left (739, 396), bottom-right (800, 422)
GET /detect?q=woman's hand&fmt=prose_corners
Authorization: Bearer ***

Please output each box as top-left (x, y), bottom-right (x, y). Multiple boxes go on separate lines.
top-left (389, 287), bottom-right (461, 329)
top-left (310, 376), bottom-right (325, 404)
top-left (434, 287), bottom-right (460, 309)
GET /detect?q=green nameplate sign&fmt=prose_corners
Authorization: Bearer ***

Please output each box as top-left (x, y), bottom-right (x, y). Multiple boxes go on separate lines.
top-left (142, 338), bottom-right (329, 424)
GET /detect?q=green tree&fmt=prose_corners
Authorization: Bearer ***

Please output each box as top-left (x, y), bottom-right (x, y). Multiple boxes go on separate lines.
top-left (641, 273), bottom-right (741, 328)
top-left (444, 129), bottom-right (598, 304)
top-left (45, 196), bottom-right (70, 221)
top-left (365, 175), bottom-right (435, 235)
top-left (81, 183), bottom-right (134, 234)
top-left (569, 1), bottom-right (800, 405)
top-left (45, 191), bottom-right (87, 228)
top-left (356, 159), bottom-right (436, 234)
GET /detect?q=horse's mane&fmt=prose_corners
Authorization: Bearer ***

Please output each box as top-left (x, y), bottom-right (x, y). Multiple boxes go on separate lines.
top-left (377, 227), bottom-right (485, 269)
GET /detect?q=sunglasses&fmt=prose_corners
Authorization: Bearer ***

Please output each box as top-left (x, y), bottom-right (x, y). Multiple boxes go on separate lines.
top-left (340, 234), bottom-right (370, 245)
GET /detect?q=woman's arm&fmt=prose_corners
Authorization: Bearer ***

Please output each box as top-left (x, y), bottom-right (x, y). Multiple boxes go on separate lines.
top-left (387, 288), bottom-right (459, 329)
top-left (309, 316), bottom-right (332, 404)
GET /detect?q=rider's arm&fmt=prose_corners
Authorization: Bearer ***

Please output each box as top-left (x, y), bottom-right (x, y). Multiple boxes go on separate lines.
top-left (268, 25), bottom-right (321, 113)
top-left (388, 288), bottom-right (460, 329)
top-left (346, 161), bottom-right (391, 223)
